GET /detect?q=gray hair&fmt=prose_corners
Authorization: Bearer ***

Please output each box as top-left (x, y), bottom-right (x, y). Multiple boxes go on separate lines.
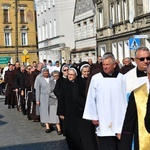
top-left (42, 68), bottom-right (49, 73)
top-left (102, 53), bottom-right (116, 64)
top-left (135, 46), bottom-right (150, 57)
top-left (51, 70), bottom-right (60, 76)
top-left (124, 57), bottom-right (131, 61)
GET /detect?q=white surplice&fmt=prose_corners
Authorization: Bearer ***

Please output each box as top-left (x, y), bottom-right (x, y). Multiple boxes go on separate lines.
top-left (83, 73), bottom-right (127, 137)
top-left (124, 67), bottom-right (148, 93)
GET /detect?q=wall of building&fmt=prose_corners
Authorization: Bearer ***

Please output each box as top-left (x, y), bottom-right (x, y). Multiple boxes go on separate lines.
top-left (0, 0), bottom-right (38, 65)
top-left (35, 0), bottom-right (75, 63)
top-left (96, 0), bottom-right (150, 63)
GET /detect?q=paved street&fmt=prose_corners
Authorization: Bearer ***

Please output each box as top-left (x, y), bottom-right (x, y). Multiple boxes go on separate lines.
top-left (0, 96), bottom-right (69, 150)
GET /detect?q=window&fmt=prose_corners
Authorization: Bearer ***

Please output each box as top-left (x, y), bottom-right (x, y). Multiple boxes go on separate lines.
top-left (5, 33), bottom-right (11, 46)
top-left (52, 0), bottom-right (55, 7)
top-left (20, 10), bottom-right (25, 23)
top-left (99, 9), bottom-right (103, 28)
top-left (21, 26), bottom-right (28, 45)
top-left (122, 0), bottom-right (128, 21)
top-left (41, 3), bottom-right (43, 13)
top-left (116, 1), bottom-right (121, 22)
top-left (42, 25), bottom-right (45, 40)
top-left (45, 23), bottom-right (48, 38)
top-left (54, 19), bottom-right (56, 36)
top-left (99, 45), bottom-right (106, 56)
top-left (4, 9), bottom-right (8, 23)
top-left (148, 0), bottom-right (150, 12)
top-left (38, 26), bottom-right (41, 41)
top-left (110, 4), bottom-right (115, 24)
top-left (48, 0), bottom-right (51, 9)
top-left (21, 33), bottom-right (27, 45)
top-left (37, 5), bottom-right (40, 15)
top-left (49, 21), bottom-right (52, 38)
top-left (4, 26), bottom-right (11, 46)
top-left (44, 1), bottom-right (46, 11)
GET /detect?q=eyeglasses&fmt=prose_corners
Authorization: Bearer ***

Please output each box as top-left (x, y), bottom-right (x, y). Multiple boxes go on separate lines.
top-left (136, 57), bottom-right (150, 61)
top-left (53, 75), bottom-right (59, 77)
top-left (63, 69), bottom-right (68, 72)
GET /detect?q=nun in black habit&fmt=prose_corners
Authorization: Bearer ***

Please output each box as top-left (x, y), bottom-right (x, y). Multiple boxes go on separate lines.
top-left (54, 63), bottom-right (69, 135)
top-left (75, 61), bottom-right (99, 150)
top-left (57, 66), bottom-right (83, 150)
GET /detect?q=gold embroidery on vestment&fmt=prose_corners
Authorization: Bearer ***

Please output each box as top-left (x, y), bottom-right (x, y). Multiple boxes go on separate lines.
top-left (134, 83), bottom-right (150, 150)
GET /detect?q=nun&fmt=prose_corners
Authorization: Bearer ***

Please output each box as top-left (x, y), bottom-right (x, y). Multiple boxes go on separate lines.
top-left (54, 63), bottom-right (69, 135)
top-left (75, 61), bottom-right (99, 150)
top-left (49, 70), bottom-right (61, 135)
top-left (36, 68), bottom-right (52, 133)
top-left (57, 66), bottom-right (83, 150)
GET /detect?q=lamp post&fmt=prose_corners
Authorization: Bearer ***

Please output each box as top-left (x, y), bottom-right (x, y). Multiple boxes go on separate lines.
top-left (15, 0), bottom-right (18, 62)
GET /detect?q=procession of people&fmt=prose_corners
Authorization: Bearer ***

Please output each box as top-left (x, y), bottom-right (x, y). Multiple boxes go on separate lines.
top-left (2, 46), bottom-right (150, 150)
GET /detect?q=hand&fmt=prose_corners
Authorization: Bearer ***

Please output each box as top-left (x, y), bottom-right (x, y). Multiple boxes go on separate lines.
top-left (59, 115), bottom-right (65, 120)
top-left (116, 133), bottom-right (121, 140)
top-left (21, 90), bottom-right (24, 96)
top-left (92, 120), bottom-right (99, 126)
top-left (36, 101), bottom-right (40, 105)
top-left (15, 89), bottom-right (18, 93)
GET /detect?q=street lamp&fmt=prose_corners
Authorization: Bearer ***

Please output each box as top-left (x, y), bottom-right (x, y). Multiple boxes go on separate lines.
top-left (15, 0), bottom-right (18, 62)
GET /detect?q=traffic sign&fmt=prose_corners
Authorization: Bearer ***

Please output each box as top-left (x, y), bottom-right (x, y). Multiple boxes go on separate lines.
top-left (0, 57), bottom-right (11, 64)
top-left (129, 38), bottom-right (140, 50)
top-left (22, 49), bottom-right (28, 55)
top-left (133, 35), bottom-right (149, 39)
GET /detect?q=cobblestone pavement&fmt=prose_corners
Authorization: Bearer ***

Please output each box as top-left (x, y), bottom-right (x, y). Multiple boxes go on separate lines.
top-left (0, 96), bottom-right (69, 150)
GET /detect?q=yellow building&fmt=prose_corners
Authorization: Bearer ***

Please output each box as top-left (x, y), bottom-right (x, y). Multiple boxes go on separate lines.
top-left (0, 0), bottom-right (38, 66)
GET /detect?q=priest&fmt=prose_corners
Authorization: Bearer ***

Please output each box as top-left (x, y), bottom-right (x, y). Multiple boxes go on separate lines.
top-left (83, 53), bottom-right (127, 150)
top-left (119, 46), bottom-right (150, 150)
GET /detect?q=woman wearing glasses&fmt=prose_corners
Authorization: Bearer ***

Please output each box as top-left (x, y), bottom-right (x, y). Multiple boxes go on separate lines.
top-left (49, 70), bottom-right (61, 135)
top-left (54, 63), bottom-right (69, 135)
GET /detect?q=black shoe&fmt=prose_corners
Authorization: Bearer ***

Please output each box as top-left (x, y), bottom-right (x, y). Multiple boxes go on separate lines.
top-left (57, 131), bottom-right (62, 135)
top-left (50, 126), bottom-right (55, 131)
top-left (23, 111), bottom-right (26, 115)
top-left (40, 122), bottom-right (45, 127)
top-left (8, 105), bottom-right (11, 109)
top-left (45, 129), bottom-right (51, 133)
top-left (28, 116), bottom-right (32, 120)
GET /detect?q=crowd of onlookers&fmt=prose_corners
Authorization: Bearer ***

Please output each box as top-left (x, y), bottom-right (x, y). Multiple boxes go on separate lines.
top-left (2, 47), bottom-right (150, 150)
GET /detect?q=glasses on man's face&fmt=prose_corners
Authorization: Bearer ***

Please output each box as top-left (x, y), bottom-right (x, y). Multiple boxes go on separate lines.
top-left (136, 57), bottom-right (150, 62)
top-left (63, 69), bottom-right (68, 72)
top-left (53, 75), bottom-right (59, 77)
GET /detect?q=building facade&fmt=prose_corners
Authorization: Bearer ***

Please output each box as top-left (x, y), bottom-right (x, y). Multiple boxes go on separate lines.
top-left (71, 0), bottom-right (97, 63)
top-left (35, 0), bottom-right (75, 64)
top-left (0, 0), bottom-right (38, 66)
top-left (95, 0), bottom-right (150, 63)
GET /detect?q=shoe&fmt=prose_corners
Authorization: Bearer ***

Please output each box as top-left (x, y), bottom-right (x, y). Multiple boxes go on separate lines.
top-left (57, 131), bottom-right (62, 135)
top-left (50, 126), bottom-right (55, 131)
top-left (45, 129), bottom-right (51, 133)
top-left (40, 123), bottom-right (45, 127)
top-left (33, 119), bottom-right (40, 122)
top-left (8, 105), bottom-right (11, 109)
top-left (28, 116), bottom-right (32, 120)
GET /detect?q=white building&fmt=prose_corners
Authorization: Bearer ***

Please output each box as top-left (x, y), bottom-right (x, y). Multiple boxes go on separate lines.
top-left (71, 0), bottom-right (97, 63)
top-left (35, 0), bottom-right (75, 63)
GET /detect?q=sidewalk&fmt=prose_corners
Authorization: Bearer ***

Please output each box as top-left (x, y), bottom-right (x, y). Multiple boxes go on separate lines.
top-left (0, 96), bottom-right (68, 150)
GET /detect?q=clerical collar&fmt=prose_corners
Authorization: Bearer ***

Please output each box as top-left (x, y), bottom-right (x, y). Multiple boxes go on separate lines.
top-left (63, 75), bottom-right (67, 78)
top-left (101, 71), bottom-right (119, 78)
top-left (136, 68), bottom-right (147, 77)
top-left (81, 75), bottom-right (84, 78)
